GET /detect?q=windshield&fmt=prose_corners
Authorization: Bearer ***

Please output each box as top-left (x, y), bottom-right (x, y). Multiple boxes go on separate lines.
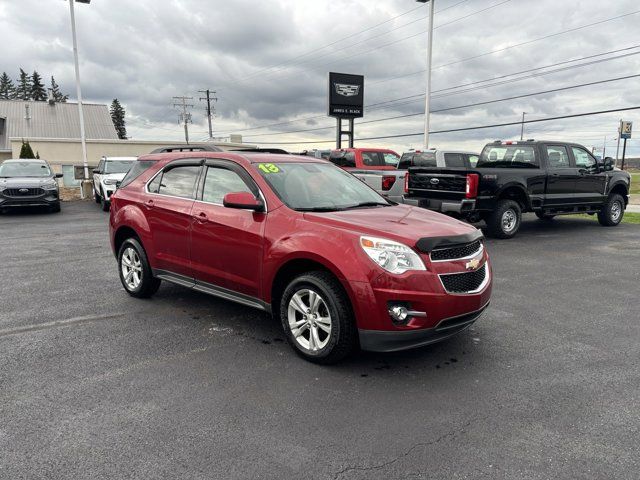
top-left (254, 162), bottom-right (390, 211)
top-left (0, 161), bottom-right (52, 177)
top-left (477, 145), bottom-right (538, 168)
top-left (104, 160), bottom-right (135, 174)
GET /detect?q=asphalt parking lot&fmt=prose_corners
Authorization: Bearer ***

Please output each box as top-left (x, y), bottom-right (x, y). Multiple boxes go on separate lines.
top-left (1, 201), bottom-right (639, 479)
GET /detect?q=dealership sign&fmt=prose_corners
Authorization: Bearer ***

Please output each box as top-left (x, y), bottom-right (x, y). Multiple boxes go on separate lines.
top-left (328, 72), bottom-right (364, 118)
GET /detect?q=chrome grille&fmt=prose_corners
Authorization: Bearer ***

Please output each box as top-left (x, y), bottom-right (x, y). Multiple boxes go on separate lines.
top-left (3, 188), bottom-right (45, 197)
top-left (439, 264), bottom-right (488, 294)
top-left (431, 240), bottom-right (482, 261)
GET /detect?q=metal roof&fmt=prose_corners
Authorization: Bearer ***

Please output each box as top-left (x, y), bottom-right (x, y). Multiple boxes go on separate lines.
top-left (0, 99), bottom-right (118, 151)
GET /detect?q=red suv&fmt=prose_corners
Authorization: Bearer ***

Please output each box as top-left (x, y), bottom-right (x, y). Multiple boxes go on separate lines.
top-left (109, 152), bottom-right (492, 363)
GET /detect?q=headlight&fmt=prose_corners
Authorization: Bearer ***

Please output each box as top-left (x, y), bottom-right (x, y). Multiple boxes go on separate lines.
top-left (42, 181), bottom-right (58, 190)
top-left (360, 236), bottom-right (426, 274)
top-left (103, 179), bottom-right (119, 185)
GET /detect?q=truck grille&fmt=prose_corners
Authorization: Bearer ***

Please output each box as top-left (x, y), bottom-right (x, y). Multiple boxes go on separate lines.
top-left (431, 240), bottom-right (482, 261)
top-left (3, 188), bottom-right (45, 197)
top-left (439, 264), bottom-right (488, 294)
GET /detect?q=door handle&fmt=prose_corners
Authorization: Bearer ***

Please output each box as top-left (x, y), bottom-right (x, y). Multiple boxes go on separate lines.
top-left (550, 173), bottom-right (560, 177)
top-left (195, 211), bottom-right (208, 223)
top-left (145, 199), bottom-right (154, 208)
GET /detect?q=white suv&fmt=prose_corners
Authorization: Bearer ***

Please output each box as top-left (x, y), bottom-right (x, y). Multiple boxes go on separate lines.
top-left (93, 156), bottom-right (136, 211)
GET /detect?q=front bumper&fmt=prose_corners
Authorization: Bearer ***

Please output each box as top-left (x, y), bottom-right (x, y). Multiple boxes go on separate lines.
top-left (359, 303), bottom-right (488, 352)
top-left (0, 191), bottom-right (59, 208)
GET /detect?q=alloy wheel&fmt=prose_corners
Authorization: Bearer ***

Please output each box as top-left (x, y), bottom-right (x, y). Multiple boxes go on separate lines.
top-left (287, 288), bottom-right (332, 352)
top-left (121, 247), bottom-right (142, 290)
top-left (502, 209), bottom-right (517, 233)
top-left (611, 200), bottom-right (622, 222)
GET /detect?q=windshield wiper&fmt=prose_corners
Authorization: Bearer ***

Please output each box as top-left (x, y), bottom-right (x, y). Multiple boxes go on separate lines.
top-left (343, 201), bottom-right (390, 210)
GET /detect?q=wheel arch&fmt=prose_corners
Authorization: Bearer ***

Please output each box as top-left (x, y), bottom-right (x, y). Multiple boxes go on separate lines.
top-left (609, 181), bottom-right (629, 204)
top-left (497, 184), bottom-right (531, 211)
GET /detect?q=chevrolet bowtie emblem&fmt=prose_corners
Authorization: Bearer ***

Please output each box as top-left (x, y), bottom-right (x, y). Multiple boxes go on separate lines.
top-left (465, 258), bottom-right (481, 270)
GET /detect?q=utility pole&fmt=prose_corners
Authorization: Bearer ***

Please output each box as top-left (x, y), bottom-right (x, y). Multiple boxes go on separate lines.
top-left (615, 119), bottom-right (622, 166)
top-left (173, 96), bottom-right (193, 143)
top-left (417, 0), bottom-right (434, 148)
top-left (198, 89), bottom-right (217, 140)
top-left (68, 0), bottom-right (91, 198)
top-left (602, 135), bottom-right (606, 159)
top-left (520, 112), bottom-right (526, 140)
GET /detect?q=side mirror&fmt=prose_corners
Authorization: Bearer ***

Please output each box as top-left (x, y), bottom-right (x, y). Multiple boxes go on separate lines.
top-left (92, 169), bottom-right (100, 174)
top-left (603, 157), bottom-right (614, 171)
top-left (55, 173), bottom-right (63, 179)
top-left (223, 191), bottom-right (264, 212)
top-left (115, 181), bottom-right (122, 189)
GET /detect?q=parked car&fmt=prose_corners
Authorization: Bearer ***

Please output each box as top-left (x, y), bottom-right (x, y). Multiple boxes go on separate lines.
top-left (109, 152), bottom-right (492, 363)
top-left (398, 149), bottom-right (479, 169)
top-left (404, 140), bottom-right (632, 238)
top-left (93, 156), bottom-right (136, 211)
top-left (0, 158), bottom-right (62, 213)
top-left (353, 149), bottom-right (481, 204)
top-left (329, 148), bottom-right (400, 170)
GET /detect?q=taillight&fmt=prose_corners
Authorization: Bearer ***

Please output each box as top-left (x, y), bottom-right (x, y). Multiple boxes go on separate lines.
top-left (404, 173), bottom-right (410, 194)
top-left (465, 173), bottom-right (479, 199)
top-left (381, 175), bottom-right (396, 191)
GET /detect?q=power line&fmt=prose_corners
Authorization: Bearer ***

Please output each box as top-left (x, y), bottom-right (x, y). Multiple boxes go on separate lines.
top-left (238, 0), bottom-right (475, 82)
top-left (257, 0), bottom-right (511, 80)
top-left (372, 43), bottom-right (640, 86)
top-left (434, 9), bottom-right (640, 70)
top-left (248, 106), bottom-right (640, 144)
top-left (242, 74), bottom-right (640, 138)
top-left (218, 44), bottom-right (640, 136)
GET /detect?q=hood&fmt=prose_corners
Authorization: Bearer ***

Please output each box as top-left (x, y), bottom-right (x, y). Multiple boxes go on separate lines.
top-left (303, 204), bottom-right (477, 247)
top-left (101, 172), bottom-right (128, 182)
top-left (0, 176), bottom-right (56, 188)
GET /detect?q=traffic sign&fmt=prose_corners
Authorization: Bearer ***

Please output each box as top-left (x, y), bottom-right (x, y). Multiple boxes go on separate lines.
top-left (620, 120), bottom-right (632, 139)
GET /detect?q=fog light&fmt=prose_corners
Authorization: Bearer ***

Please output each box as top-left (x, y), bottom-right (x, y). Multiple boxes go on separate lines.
top-left (389, 305), bottom-right (409, 322)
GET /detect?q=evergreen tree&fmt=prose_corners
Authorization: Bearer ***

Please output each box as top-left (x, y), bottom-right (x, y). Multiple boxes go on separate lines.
top-left (50, 76), bottom-right (68, 102)
top-left (0, 72), bottom-right (15, 99)
top-left (30, 71), bottom-right (46, 101)
top-left (110, 99), bottom-right (127, 139)
top-left (15, 68), bottom-right (32, 100)
top-left (19, 140), bottom-right (36, 159)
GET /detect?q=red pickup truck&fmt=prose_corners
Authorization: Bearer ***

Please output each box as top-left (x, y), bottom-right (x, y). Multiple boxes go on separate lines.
top-left (329, 148), bottom-right (400, 170)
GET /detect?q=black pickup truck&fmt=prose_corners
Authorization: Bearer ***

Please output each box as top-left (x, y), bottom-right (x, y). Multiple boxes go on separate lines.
top-left (403, 140), bottom-right (631, 238)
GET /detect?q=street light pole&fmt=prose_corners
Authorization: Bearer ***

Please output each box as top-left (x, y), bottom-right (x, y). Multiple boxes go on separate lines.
top-left (68, 0), bottom-right (90, 198)
top-left (520, 112), bottom-right (526, 140)
top-left (417, 0), bottom-right (435, 148)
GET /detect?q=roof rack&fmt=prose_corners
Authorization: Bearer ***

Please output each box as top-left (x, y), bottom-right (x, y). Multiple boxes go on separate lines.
top-left (230, 147), bottom-right (290, 154)
top-left (150, 145), bottom-right (223, 153)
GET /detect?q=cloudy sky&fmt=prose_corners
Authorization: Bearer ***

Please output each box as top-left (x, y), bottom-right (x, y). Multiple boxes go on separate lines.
top-left (2, 0), bottom-right (640, 155)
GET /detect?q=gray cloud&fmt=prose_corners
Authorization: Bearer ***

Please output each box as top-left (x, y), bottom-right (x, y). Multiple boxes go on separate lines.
top-left (1, 0), bottom-right (639, 154)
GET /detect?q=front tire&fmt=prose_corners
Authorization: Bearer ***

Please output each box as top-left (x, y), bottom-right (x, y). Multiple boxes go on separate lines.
top-left (598, 193), bottom-right (625, 226)
top-left (280, 271), bottom-right (356, 364)
top-left (94, 187), bottom-right (101, 204)
top-left (485, 199), bottom-right (521, 239)
top-left (118, 238), bottom-right (161, 298)
top-left (101, 194), bottom-right (110, 212)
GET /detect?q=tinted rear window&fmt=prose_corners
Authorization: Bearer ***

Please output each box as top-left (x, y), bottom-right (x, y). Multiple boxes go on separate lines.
top-left (444, 153), bottom-right (467, 168)
top-left (398, 152), bottom-right (436, 169)
top-left (119, 160), bottom-right (155, 188)
top-left (477, 145), bottom-right (538, 168)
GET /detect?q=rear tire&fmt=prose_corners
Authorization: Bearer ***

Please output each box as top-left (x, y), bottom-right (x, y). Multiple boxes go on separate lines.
top-left (279, 271), bottom-right (356, 364)
top-left (597, 193), bottom-right (625, 227)
top-left (118, 238), bottom-right (161, 298)
top-left (535, 211), bottom-right (555, 220)
top-left (485, 199), bottom-right (521, 239)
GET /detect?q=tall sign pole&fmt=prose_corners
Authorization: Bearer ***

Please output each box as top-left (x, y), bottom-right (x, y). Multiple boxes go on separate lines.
top-left (620, 120), bottom-right (632, 170)
top-left (417, 0), bottom-right (435, 148)
top-left (328, 72), bottom-right (364, 148)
